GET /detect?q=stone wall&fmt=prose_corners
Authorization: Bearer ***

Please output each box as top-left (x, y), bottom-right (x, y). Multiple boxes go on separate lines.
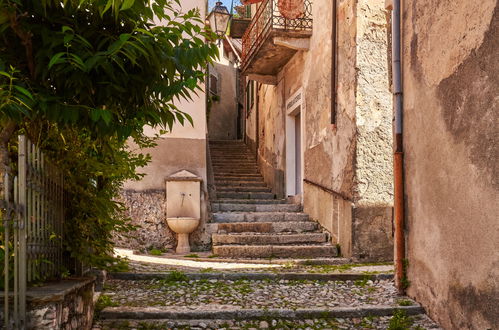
top-left (401, 1), bottom-right (498, 328)
top-left (1, 278), bottom-right (95, 330)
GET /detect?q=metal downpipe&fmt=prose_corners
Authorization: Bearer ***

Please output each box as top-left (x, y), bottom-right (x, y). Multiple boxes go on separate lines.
top-left (390, 0), bottom-right (406, 294)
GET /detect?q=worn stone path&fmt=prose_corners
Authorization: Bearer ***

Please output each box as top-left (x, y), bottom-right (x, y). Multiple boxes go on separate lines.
top-left (92, 254), bottom-right (441, 330)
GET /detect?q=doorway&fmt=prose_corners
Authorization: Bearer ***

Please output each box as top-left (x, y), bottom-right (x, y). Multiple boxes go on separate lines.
top-left (285, 90), bottom-right (304, 197)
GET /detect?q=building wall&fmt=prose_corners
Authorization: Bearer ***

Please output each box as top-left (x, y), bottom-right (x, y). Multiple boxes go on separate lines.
top-left (351, 0), bottom-right (393, 260)
top-left (208, 44), bottom-right (239, 141)
top-left (244, 0), bottom-right (393, 260)
top-left (115, 0), bottom-right (212, 252)
top-left (401, 1), bottom-right (499, 329)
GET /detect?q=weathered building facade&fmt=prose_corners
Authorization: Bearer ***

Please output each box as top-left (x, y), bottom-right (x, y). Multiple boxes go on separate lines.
top-left (239, 0), bottom-right (394, 261)
top-left (396, 1), bottom-right (499, 328)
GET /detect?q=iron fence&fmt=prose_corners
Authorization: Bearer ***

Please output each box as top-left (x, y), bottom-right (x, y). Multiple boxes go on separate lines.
top-left (2, 135), bottom-right (65, 329)
top-left (241, 0), bottom-right (313, 69)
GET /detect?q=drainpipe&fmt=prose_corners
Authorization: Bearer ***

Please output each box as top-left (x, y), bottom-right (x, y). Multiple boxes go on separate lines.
top-left (388, 0), bottom-right (406, 294)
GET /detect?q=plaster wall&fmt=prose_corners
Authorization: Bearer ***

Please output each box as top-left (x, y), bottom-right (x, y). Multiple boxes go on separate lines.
top-left (401, 1), bottom-right (498, 328)
top-left (208, 45), bottom-right (239, 140)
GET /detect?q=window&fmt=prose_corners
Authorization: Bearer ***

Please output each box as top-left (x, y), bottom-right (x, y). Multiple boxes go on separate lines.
top-left (245, 80), bottom-right (255, 115)
top-left (209, 74), bottom-right (218, 95)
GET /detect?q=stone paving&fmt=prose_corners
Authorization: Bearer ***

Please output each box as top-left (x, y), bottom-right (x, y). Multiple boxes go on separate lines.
top-left (100, 278), bottom-right (405, 310)
top-left (95, 314), bottom-right (440, 330)
top-left (92, 251), bottom-right (441, 329)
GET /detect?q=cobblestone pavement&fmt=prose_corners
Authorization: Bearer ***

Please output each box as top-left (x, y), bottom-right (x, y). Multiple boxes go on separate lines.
top-left (101, 278), bottom-right (406, 310)
top-left (94, 314), bottom-right (440, 330)
top-left (95, 250), bottom-right (441, 329)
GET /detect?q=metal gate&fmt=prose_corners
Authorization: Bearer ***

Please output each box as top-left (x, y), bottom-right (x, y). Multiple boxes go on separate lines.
top-left (2, 135), bottom-right (65, 329)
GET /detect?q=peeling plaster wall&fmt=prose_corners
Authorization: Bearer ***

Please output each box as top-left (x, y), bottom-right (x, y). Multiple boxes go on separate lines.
top-left (402, 1), bottom-right (499, 329)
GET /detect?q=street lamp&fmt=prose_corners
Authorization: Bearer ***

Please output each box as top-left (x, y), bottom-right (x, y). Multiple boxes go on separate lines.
top-left (207, 1), bottom-right (231, 39)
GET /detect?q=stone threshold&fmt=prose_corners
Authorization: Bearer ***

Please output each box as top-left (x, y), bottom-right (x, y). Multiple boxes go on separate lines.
top-left (0, 277), bottom-right (95, 304)
top-left (109, 272), bottom-right (393, 282)
top-left (100, 305), bottom-right (424, 320)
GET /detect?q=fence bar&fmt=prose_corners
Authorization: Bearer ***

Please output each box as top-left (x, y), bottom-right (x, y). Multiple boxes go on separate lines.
top-left (13, 176), bottom-right (19, 328)
top-left (4, 174), bottom-right (10, 328)
top-left (18, 135), bottom-right (27, 328)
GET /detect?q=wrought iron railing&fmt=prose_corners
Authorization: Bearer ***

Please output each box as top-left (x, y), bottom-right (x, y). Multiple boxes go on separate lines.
top-left (241, 0), bottom-right (313, 69)
top-left (2, 135), bottom-right (65, 329)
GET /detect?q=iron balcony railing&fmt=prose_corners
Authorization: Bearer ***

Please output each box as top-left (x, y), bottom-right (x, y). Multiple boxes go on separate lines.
top-left (241, 0), bottom-right (313, 70)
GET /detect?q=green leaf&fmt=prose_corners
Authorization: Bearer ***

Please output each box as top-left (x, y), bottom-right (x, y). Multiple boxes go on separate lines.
top-left (90, 108), bottom-right (102, 122)
top-left (120, 0), bottom-right (134, 11)
top-left (13, 86), bottom-right (33, 100)
top-left (48, 52), bottom-right (66, 69)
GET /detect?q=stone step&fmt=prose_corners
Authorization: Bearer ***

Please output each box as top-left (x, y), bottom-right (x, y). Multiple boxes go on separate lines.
top-left (214, 176), bottom-right (264, 182)
top-left (216, 221), bottom-right (318, 233)
top-left (214, 173), bottom-right (262, 177)
top-left (213, 170), bottom-right (261, 175)
top-left (212, 212), bottom-right (309, 223)
top-left (212, 233), bottom-right (328, 245)
top-left (217, 192), bottom-right (276, 200)
top-left (214, 181), bottom-right (267, 187)
top-left (212, 199), bottom-right (288, 204)
top-left (211, 202), bottom-right (301, 212)
top-left (213, 168), bottom-right (260, 172)
top-left (212, 165), bottom-right (259, 170)
top-left (212, 244), bottom-right (338, 258)
top-left (216, 186), bottom-right (272, 193)
top-left (211, 158), bottom-right (256, 162)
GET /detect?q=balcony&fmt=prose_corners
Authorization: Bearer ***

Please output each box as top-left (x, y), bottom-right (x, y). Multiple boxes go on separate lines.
top-left (241, 0), bottom-right (313, 84)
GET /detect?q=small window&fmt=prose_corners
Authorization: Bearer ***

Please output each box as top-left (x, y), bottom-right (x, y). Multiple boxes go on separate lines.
top-left (209, 74), bottom-right (218, 95)
top-left (246, 80), bottom-right (255, 115)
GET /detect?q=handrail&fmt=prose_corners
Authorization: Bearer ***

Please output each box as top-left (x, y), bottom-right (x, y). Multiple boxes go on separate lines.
top-left (303, 178), bottom-right (352, 202)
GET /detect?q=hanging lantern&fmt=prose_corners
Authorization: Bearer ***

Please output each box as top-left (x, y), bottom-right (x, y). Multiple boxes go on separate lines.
top-left (207, 2), bottom-right (232, 37)
top-left (278, 0), bottom-right (305, 19)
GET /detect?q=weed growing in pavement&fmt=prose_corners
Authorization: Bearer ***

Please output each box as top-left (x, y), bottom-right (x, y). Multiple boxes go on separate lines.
top-left (95, 295), bottom-right (119, 313)
top-left (354, 275), bottom-right (370, 287)
top-left (358, 315), bottom-right (376, 329)
top-left (150, 270), bottom-right (189, 288)
top-left (397, 299), bottom-right (414, 306)
top-left (183, 253), bottom-right (200, 258)
top-left (199, 267), bottom-right (214, 273)
top-left (137, 322), bottom-right (164, 330)
top-left (388, 309), bottom-right (414, 330)
top-left (207, 254), bottom-right (219, 258)
top-left (148, 248), bottom-right (163, 256)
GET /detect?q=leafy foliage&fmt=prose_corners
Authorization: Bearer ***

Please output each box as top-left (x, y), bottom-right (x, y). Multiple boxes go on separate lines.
top-left (0, 0), bottom-right (218, 137)
top-left (0, 0), bottom-right (218, 272)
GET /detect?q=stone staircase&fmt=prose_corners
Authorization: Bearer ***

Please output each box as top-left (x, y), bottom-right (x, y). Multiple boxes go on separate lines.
top-left (209, 140), bottom-right (338, 259)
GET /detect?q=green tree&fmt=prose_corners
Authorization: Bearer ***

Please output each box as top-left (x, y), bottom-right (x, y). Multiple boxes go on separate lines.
top-left (0, 0), bottom-right (217, 176)
top-left (0, 0), bottom-right (218, 271)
